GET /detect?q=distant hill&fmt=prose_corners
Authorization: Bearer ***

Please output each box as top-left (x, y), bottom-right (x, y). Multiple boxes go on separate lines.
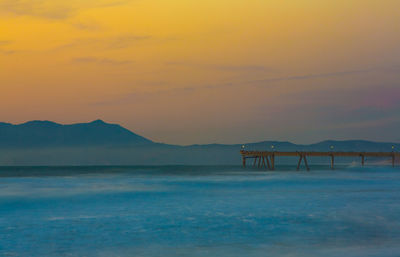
top-left (243, 139), bottom-right (398, 152)
top-left (0, 120), bottom-right (153, 148)
top-left (0, 120), bottom-right (398, 165)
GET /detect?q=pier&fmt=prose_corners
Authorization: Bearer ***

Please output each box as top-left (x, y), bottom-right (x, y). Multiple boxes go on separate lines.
top-left (240, 150), bottom-right (399, 171)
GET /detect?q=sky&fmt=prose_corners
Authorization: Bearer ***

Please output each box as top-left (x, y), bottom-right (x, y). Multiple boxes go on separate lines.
top-left (1, 0), bottom-right (400, 145)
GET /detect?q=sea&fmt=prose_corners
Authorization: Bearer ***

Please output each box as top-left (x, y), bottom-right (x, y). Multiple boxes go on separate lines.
top-left (1, 165), bottom-right (400, 257)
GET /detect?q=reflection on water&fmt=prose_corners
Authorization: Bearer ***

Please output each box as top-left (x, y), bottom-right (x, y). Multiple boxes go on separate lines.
top-left (1, 166), bottom-right (400, 257)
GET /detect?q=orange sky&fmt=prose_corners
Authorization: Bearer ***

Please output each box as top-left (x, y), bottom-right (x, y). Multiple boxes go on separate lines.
top-left (1, 0), bottom-right (400, 144)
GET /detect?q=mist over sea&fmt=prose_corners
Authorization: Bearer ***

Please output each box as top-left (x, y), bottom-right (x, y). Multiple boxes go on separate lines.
top-left (1, 165), bottom-right (400, 257)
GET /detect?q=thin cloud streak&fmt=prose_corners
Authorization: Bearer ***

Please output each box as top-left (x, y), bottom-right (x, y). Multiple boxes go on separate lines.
top-left (108, 35), bottom-right (152, 49)
top-left (72, 57), bottom-right (132, 65)
top-left (91, 87), bottom-right (196, 106)
top-left (204, 66), bottom-right (398, 90)
top-left (55, 34), bottom-right (152, 51)
top-left (248, 68), bottom-right (376, 85)
top-left (0, 49), bottom-right (16, 55)
top-left (165, 61), bottom-right (269, 72)
top-left (88, 65), bottom-right (399, 107)
top-left (0, 40), bottom-right (12, 46)
top-left (72, 22), bottom-right (102, 31)
top-left (0, 0), bottom-right (133, 20)
top-left (0, 40), bottom-right (15, 54)
top-left (215, 65), bottom-right (267, 72)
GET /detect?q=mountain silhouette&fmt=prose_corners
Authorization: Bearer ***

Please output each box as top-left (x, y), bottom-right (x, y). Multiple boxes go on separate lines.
top-left (0, 120), bottom-right (152, 148)
top-left (0, 120), bottom-right (398, 165)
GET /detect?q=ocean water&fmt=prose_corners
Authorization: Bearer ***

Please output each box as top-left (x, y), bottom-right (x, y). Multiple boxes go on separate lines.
top-left (1, 165), bottom-right (400, 257)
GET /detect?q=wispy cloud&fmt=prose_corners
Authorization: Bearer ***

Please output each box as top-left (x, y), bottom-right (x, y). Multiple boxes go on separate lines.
top-left (248, 68), bottom-right (376, 85)
top-left (95, 66), bottom-right (399, 106)
top-left (0, 40), bottom-right (16, 55)
top-left (215, 65), bottom-right (267, 72)
top-left (165, 61), bottom-right (268, 72)
top-left (72, 21), bottom-right (102, 31)
top-left (0, 0), bottom-right (74, 19)
top-left (108, 34), bottom-right (152, 49)
top-left (56, 33), bottom-right (152, 51)
top-left (91, 86), bottom-right (197, 106)
top-left (0, 40), bottom-right (12, 46)
top-left (72, 57), bottom-right (132, 65)
top-left (195, 66), bottom-right (396, 91)
top-left (0, 0), bottom-right (132, 20)
top-left (0, 49), bottom-right (16, 55)
top-left (89, 67), bottom-right (377, 106)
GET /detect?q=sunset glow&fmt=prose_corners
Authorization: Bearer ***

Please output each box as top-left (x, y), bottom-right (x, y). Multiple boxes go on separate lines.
top-left (1, 0), bottom-right (400, 144)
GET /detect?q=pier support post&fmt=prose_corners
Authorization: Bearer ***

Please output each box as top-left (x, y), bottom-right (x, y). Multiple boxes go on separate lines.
top-left (330, 155), bottom-right (335, 170)
top-left (253, 157), bottom-right (257, 167)
top-left (296, 153), bottom-right (309, 171)
top-left (393, 154), bottom-right (395, 168)
top-left (270, 154), bottom-right (275, 170)
top-left (258, 156), bottom-right (262, 168)
top-left (262, 156), bottom-right (266, 169)
top-left (297, 154), bottom-right (303, 171)
top-left (361, 155), bottom-right (365, 167)
top-left (242, 156), bottom-right (246, 168)
top-left (303, 155), bottom-right (310, 171)
top-left (266, 155), bottom-right (271, 170)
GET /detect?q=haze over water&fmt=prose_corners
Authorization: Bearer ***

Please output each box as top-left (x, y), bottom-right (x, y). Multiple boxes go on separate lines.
top-left (1, 165), bottom-right (400, 257)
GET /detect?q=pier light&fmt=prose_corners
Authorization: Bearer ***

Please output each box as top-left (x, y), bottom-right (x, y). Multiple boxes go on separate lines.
top-left (241, 145), bottom-right (245, 150)
top-left (271, 145), bottom-right (275, 151)
top-left (392, 146), bottom-right (395, 151)
top-left (330, 146), bottom-right (334, 150)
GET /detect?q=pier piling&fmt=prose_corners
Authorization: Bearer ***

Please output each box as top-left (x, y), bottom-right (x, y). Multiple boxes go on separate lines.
top-left (296, 155), bottom-right (303, 171)
top-left (303, 155), bottom-right (310, 171)
top-left (393, 154), bottom-right (395, 168)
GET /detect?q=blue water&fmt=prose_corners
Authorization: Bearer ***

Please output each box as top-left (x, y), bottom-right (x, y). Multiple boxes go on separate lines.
top-left (1, 165), bottom-right (400, 257)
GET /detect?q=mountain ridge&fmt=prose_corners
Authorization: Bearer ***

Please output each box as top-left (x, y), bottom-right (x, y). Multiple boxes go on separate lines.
top-left (0, 119), bottom-right (152, 148)
top-left (0, 120), bottom-right (398, 165)
top-left (1, 120), bottom-right (399, 149)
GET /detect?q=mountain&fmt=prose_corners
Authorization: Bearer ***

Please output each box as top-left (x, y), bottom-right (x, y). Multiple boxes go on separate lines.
top-left (243, 139), bottom-right (398, 152)
top-left (0, 120), bottom-right (152, 148)
top-left (0, 120), bottom-right (398, 165)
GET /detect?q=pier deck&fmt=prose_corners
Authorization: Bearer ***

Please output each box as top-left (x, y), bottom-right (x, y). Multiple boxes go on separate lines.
top-left (240, 150), bottom-right (399, 171)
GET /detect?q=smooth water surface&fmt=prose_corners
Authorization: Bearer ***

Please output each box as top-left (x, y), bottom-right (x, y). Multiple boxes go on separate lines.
top-left (1, 165), bottom-right (400, 257)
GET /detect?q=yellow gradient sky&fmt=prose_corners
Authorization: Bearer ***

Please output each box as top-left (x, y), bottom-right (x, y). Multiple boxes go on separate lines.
top-left (1, 0), bottom-right (400, 144)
